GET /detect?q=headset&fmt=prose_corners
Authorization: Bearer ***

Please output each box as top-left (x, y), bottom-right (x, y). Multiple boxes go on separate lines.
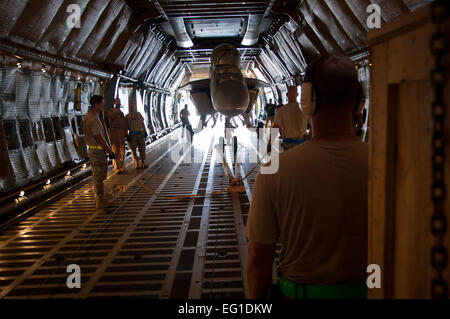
top-left (300, 56), bottom-right (365, 117)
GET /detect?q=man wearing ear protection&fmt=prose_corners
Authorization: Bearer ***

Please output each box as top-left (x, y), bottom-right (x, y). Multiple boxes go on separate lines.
top-left (246, 54), bottom-right (368, 299)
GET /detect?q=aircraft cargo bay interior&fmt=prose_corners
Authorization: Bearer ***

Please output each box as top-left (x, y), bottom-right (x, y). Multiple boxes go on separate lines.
top-left (0, 0), bottom-right (449, 302)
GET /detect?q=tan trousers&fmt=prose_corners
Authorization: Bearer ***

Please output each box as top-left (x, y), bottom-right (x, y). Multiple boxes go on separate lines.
top-left (108, 129), bottom-right (125, 170)
top-left (111, 140), bottom-right (125, 169)
top-left (88, 149), bottom-right (107, 197)
top-left (128, 134), bottom-right (146, 164)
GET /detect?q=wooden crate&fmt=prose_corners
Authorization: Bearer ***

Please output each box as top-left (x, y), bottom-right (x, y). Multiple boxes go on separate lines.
top-left (368, 5), bottom-right (450, 298)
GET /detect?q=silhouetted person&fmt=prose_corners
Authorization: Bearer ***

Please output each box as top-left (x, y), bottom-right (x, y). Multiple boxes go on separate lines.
top-left (264, 98), bottom-right (277, 128)
top-left (276, 97), bottom-right (283, 110)
top-left (180, 104), bottom-right (194, 142)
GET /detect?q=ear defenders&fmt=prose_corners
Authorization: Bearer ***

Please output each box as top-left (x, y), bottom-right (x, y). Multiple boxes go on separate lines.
top-left (300, 57), bottom-right (365, 117)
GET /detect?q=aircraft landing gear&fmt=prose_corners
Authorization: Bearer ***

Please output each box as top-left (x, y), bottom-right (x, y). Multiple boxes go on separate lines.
top-left (218, 134), bottom-right (244, 193)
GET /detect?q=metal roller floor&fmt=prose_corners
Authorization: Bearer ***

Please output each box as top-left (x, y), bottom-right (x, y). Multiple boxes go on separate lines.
top-left (0, 127), bottom-right (264, 299)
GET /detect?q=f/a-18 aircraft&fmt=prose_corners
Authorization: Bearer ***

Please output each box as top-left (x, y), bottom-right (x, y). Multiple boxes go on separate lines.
top-left (179, 43), bottom-right (270, 131)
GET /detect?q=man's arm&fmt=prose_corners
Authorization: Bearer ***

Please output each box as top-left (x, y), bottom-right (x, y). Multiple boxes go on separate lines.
top-left (93, 134), bottom-right (113, 154)
top-left (247, 241), bottom-right (276, 298)
top-left (246, 172), bottom-right (278, 298)
top-left (138, 113), bottom-right (148, 136)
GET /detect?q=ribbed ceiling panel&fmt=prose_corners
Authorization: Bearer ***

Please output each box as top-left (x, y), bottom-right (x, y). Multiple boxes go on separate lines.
top-left (0, 0), bottom-right (427, 88)
top-left (9, 0), bottom-right (62, 48)
top-left (0, 0), bottom-right (29, 39)
top-left (37, 0), bottom-right (90, 55)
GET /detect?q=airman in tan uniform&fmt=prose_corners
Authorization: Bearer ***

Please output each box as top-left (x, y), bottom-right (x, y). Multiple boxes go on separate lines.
top-left (83, 95), bottom-right (116, 209)
top-left (125, 103), bottom-right (148, 169)
top-left (108, 98), bottom-right (127, 173)
top-left (272, 86), bottom-right (308, 151)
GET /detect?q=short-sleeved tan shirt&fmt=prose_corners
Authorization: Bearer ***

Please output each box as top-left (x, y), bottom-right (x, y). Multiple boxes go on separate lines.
top-left (273, 102), bottom-right (308, 138)
top-left (246, 139), bottom-right (368, 284)
top-left (108, 107), bottom-right (126, 130)
top-left (125, 112), bottom-right (145, 132)
top-left (83, 111), bottom-right (105, 147)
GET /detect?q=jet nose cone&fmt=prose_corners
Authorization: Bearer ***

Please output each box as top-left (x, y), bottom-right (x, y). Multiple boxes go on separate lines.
top-left (211, 79), bottom-right (249, 117)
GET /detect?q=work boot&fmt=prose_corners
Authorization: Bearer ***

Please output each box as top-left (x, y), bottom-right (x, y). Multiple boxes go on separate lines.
top-left (120, 166), bottom-right (128, 173)
top-left (140, 159), bottom-right (148, 169)
top-left (114, 167), bottom-right (121, 174)
top-left (96, 196), bottom-right (113, 209)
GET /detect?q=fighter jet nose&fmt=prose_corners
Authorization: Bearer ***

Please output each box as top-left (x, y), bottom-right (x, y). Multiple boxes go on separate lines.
top-left (210, 44), bottom-right (250, 117)
top-left (211, 79), bottom-right (249, 117)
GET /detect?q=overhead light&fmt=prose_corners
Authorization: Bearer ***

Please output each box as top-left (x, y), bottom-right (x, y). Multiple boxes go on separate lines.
top-left (17, 60), bottom-right (23, 68)
top-left (41, 64), bottom-right (47, 73)
top-left (19, 190), bottom-right (25, 197)
top-left (46, 179), bottom-right (51, 185)
top-left (82, 163), bottom-right (87, 170)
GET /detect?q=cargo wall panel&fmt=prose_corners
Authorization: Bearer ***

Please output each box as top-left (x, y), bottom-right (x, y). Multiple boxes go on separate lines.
top-left (8, 148), bottom-right (28, 184)
top-left (22, 146), bottom-right (42, 179)
top-left (16, 72), bottom-right (30, 117)
top-left (40, 75), bottom-right (52, 118)
top-left (63, 128), bottom-right (80, 162)
top-left (35, 140), bottom-right (53, 173)
top-left (56, 139), bottom-right (71, 163)
top-left (47, 143), bottom-right (62, 168)
top-left (28, 73), bottom-right (42, 122)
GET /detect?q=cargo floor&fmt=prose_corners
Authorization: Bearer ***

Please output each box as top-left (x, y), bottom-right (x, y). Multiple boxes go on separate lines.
top-left (0, 126), bottom-right (265, 299)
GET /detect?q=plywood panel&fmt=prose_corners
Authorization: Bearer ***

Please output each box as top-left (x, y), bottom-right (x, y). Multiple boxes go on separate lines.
top-left (394, 81), bottom-right (433, 298)
top-left (368, 41), bottom-right (389, 299)
top-left (388, 25), bottom-right (434, 83)
top-left (369, 3), bottom-right (450, 299)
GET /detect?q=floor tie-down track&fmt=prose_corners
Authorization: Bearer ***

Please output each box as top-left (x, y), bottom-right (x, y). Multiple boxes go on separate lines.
top-left (0, 128), bottom-right (263, 298)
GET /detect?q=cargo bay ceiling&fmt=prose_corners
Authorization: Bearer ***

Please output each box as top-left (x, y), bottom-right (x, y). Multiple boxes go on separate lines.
top-left (0, 0), bottom-right (428, 91)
